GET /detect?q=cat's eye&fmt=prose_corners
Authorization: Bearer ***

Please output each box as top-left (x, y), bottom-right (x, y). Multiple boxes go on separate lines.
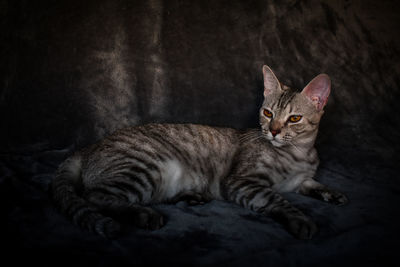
top-left (288, 115), bottom-right (302, 123)
top-left (263, 109), bottom-right (273, 118)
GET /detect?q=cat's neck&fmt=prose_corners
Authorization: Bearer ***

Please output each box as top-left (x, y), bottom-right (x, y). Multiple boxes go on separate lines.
top-left (278, 130), bottom-right (318, 159)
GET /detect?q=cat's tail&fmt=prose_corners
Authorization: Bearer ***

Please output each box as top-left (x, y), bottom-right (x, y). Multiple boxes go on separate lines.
top-left (50, 153), bottom-right (121, 238)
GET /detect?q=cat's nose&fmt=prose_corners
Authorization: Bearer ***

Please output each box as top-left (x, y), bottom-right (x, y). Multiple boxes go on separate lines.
top-left (270, 129), bottom-right (281, 137)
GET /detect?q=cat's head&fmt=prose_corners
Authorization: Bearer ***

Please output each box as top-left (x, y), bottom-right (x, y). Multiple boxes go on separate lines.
top-left (259, 65), bottom-right (331, 148)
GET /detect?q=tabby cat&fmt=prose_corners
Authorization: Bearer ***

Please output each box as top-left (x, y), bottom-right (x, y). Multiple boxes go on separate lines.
top-left (51, 65), bottom-right (347, 240)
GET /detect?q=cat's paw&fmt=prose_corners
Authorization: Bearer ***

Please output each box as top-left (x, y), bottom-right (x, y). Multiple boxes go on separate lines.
top-left (185, 193), bottom-right (209, 206)
top-left (133, 207), bottom-right (165, 230)
top-left (318, 189), bottom-right (348, 206)
top-left (171, 192), bottom-right (210, 206)
top-left (287, 216), bottom-right (318, 240)
top-left (95, 217), bottom-right (122, 239)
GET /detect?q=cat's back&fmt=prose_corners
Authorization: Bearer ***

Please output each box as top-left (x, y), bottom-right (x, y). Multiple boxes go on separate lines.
top-left (81, 123), bottom-right (240, 198)
top-left (106, 123), bottom-right (239, 150)
top-left (85, 123), bottom-right (239, 164)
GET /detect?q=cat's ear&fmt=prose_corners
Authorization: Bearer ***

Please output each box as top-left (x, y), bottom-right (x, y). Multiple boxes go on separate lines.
top-left (301, 74), bottom-right (331, 111)
top-left (263, 65), bottom-right (281, 97)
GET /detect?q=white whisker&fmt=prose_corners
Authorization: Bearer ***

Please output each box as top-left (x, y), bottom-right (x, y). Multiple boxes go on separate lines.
top-left (239, 131), bottom-right (264, 143)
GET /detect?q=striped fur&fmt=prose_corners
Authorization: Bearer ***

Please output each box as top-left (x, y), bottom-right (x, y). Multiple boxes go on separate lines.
top-left (51, 66), bottom-right (347, 239)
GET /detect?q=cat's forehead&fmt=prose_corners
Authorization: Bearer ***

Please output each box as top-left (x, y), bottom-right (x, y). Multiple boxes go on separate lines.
top-left (263, 89), bottom-right (314, 114)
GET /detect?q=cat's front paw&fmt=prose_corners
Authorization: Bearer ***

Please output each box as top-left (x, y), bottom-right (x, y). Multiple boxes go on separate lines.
top-left (133, 207), bottom-right (165, 230)
top-left (287, 216), bottom-right (318, 240)
top-left (170, 191), bottom-right (210, 206)
top-left (96, 217), bottom-right (122, 239)
top-left (317, 189), bottom-right (348, 206)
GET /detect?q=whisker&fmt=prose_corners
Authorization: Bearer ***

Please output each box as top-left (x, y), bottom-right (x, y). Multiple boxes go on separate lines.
top-left (239, 136), bottom-right (255, 143)
top-left (239, 134), bottom-right (264, 143)
top-left (239, 131), bottom-right (260, 140)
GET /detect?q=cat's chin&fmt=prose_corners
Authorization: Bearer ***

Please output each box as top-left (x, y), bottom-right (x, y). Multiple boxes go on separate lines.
top-left (270, 140), bottom-right (284, 147)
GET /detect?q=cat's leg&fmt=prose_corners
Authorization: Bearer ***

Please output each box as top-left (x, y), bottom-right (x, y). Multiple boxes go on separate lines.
top-left (299, 179), bottom-right (348, 205)
top-left (85, 190), bottom-right (165, 230)
top-left (169, 191), bottom-right (212, 205)
top-left (222, 176), bottom-right (317, 239)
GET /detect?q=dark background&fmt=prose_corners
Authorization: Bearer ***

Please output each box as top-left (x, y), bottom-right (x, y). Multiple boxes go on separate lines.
top-left (1, 0), bottom-right (400, 266)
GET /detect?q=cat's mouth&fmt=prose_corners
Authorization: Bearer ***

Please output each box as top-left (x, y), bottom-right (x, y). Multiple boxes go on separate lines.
top-left (261, 128), bottom-right (286, 147)
top-left (263, 132), bottom-right (285, 147)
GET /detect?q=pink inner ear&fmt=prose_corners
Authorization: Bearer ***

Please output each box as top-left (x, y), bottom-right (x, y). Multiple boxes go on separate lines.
top-left (301, 74), bottom-right (331, 110)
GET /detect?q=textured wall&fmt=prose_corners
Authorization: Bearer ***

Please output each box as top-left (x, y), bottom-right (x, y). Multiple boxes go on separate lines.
top-left (1, 0), bottom-right (399, 151)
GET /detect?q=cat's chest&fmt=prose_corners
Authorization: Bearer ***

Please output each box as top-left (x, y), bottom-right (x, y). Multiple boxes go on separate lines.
top-left (271, 161), bottom-right (316, 192)
top-left (259, 149), bottom-right (318, 192)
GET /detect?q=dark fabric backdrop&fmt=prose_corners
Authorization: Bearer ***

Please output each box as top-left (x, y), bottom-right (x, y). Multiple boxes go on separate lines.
top-left (1, 0), bottom-right (400, 266)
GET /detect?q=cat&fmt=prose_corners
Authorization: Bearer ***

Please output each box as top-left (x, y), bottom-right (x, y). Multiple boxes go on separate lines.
top-left (51, 65), bottom-right (347, 240)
